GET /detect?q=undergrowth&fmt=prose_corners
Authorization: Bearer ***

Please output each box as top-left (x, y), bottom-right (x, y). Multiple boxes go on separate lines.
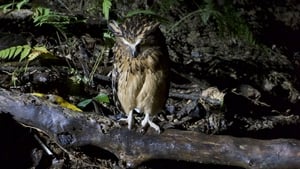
top-left (161, 0), bottom-right (255, 44)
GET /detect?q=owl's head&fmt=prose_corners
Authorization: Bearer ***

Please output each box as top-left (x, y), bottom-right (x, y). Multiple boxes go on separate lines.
top-left (108, 16), bottom-right (162, 58)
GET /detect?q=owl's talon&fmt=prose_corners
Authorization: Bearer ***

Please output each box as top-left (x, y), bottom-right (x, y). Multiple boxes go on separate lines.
top-left (141, 113), bottom-right (161, 133)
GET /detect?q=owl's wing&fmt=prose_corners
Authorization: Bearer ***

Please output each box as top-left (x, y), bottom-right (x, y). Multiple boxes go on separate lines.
top-left (112, 65), bottom-right (123, 114)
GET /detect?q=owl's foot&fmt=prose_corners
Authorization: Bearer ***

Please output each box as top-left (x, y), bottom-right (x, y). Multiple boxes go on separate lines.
top-left (118, 110), bottom-right (134, 130)
top-left (141, 112), bottom-right (160, 133)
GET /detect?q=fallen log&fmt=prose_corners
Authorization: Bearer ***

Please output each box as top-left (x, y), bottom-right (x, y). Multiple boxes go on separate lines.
top-left (0, 88), bottom-right (300, 169)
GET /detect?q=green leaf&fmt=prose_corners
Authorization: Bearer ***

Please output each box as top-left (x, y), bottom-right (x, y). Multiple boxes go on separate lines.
top-left (126, 9), bottom-right (156, 17)
top-left (16, 0), bottom-right (29, 10)
top-left (0, 49), bottom-right (3, 58)
top-left (77, 98), bottom-right (92, 108)
top-left (201, 9), bottom-right (211, 25)
top-left (102, 0), bottom-right (112, 20)
top-left (27, 50), bottom-right (41, 61)
top-left (103, 32), bottom-right (112, 39)
top-left (19, 45), bottom-right (31, 61)
top-left (94, 93), bottom-right (110, 104)
top-left (0, 3), bottom-right (14, 13)
top-left (8, 46), bottom-right (16, 59)
top-left (14, 46), bottom-right (23, 58)
top-left (0, 48), bottom-right (9, 59)
top-left (33, 46), bottom-right (49, 53)
top-left (3, 48), bottom-right (10, 59)
top-left (43, 8), bottom-right (50, 15)
top-left (33, 7), bottom-right (51, 26)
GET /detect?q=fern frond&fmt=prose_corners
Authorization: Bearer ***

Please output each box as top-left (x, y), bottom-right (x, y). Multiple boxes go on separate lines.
top-left (0, 45), bottom-right (31, 60)
top-left (28, 46), bottom-right (50, 61)
top-left (102, 0), bottom-right (112, 20)
top-left (0, 0), bottom-right (30, 12)
top-left (14, 46), bottom-right (23, 58)
top-left (0, 3), bottom-right (14, 13)
top-left (0, 47), bottom-right (10, 59)
top-left (16, 0), bottom-right (30, 10)
top-left (19, 45), bottom-right (31, 61)
top-left (0, 45), bottom-right (53, 61)
top-left (126, 9), bottom-right (156, 17)
top-left (8, 46), bottom-right (16, 59)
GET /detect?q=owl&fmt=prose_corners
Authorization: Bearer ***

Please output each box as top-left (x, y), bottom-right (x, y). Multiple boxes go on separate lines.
top-left (108, 15), bottom-right (170, 133)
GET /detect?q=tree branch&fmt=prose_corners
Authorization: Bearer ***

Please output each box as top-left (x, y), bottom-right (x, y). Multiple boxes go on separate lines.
top-left (0, 88), bottom-right (300, 169)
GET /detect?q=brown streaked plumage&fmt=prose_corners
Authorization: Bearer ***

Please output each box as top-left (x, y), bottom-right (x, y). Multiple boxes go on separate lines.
top-left (109, 15), bottom-right (169, 133)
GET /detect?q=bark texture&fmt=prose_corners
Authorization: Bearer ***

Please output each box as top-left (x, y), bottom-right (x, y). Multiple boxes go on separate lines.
top-left (0, 88), bottom-right (300, 169)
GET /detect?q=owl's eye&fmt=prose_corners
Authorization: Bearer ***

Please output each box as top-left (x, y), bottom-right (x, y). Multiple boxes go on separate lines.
top-left (139, 40), bottom-right (145, 46)
top-left (137, 40), bottom-right (148, 50)
top-left (139, 36), bottom-right (153, 47)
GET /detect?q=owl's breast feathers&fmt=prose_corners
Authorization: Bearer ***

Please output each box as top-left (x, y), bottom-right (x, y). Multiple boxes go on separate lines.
top-left (112, 46), bottom-right (169, 115)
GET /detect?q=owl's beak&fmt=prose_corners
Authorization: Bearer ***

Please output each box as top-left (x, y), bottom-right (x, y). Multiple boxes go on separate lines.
top-left (129, 46), bottom-right (138, 58)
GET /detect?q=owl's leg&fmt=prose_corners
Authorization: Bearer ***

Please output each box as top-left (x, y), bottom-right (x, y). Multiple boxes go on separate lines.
top-left (118, 110), bottom-right (134, 130)
top-left (127, 110), bottom-right (133, 130)
top-left (141, 112), bottom-right (160, 133)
